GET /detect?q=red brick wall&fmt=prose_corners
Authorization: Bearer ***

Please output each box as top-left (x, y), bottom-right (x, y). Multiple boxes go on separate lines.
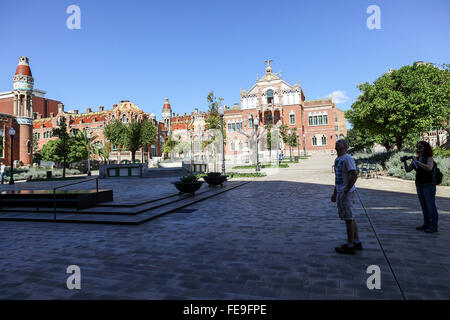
top-left (33, 97), bottom-right (61, 118)
top-left (0, 97), bottom-right (13, 114)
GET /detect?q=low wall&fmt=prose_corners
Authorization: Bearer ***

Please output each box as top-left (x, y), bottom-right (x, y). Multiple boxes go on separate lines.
top-left (99, 163), bottom-right (147, 178)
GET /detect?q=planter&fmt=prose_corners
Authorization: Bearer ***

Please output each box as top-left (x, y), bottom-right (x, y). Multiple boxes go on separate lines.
top-left (172, 181), bottom-right (204, 195)
top-left (203, 175), bottom-right (228, 187)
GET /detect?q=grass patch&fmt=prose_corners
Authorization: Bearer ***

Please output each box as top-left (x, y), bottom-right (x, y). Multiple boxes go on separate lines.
top-left (232, 164), bottom-right (289, 169)
top-left (227, 172), bottom-right (267, 178)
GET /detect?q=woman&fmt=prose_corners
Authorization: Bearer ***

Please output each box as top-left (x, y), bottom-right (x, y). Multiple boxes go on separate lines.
top-left (403, 141), bottom-right (439, 233)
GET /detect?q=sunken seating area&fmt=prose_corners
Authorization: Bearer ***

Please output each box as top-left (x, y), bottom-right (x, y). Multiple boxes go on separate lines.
top-left (0, 189), bottom-right (113, 210)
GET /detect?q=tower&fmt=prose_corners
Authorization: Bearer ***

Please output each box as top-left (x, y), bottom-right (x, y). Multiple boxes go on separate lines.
top-left (12, 56), bottom-right (34, 165)
top-left (13, 56), bottom-right (34, 118)
top-left (162, 98), bottom-right (172, 133)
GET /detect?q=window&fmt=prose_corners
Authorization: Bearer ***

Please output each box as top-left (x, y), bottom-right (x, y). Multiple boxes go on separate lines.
top-left (112, 144), bottom-right (117, 151)
top-left (122, 115), bottom-right (128, 123)
top-left (312, 136), bottom-right (317, 146)
top-left (267, 89), bottom-right (274, 104)
top-left (232, 123), bottom-right (236, 131)
top-left (231, 141), bottom-right (234, 151)
top-left (313, 116), bottom-right (318, 125)
top-left (321, 135), bottom-right (327, 145)
top-left (290, 114), bottom-right (295, 125)
top-left (318, 115), bottom-right (323, 125)
top-left (239, 141), bottom-right (243, 150)
top-left (335, 126), bottom-right (339, 131)
top-left (308, 116), bottom-right (313, 126)
top-left (27, 140), bottom-right (32, 154)
top-left (323, 115), bottom-right (328, 124)
top-left (249, 118), bottom-right (253, 128)
top-left (228, 123), bottom-right (231, 130)
top-left (339, 134), bottom-right (345, 139)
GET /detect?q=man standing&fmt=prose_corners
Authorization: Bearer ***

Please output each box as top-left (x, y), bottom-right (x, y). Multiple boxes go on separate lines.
top-left (331, 139), bottom-right (361, 255)
top-left (0, 162), bottom-right (5, 184)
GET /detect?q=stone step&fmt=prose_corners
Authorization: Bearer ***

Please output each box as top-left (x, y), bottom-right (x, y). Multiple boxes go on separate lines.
top-left (0, 181), bottom-right (250, 225)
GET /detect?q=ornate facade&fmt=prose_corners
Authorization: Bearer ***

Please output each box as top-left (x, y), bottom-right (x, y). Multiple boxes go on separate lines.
top-left (0, 57), bottom-right (62, 166)
top-left (164, 61), bottom-right (348, 164)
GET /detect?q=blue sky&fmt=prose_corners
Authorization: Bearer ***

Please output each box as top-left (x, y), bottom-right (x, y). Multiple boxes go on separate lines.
top-left (1, 0), bottom-right (449, 118)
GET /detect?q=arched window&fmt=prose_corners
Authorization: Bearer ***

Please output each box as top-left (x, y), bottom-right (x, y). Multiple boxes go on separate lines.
top-left (321, 135), bottom-right (327, 145)
top-left (267, 89), bottom-right (274, 104)
top-left (122, 115), bottom-right (128, 123)
top-left (27, 140), bottom-right (32, 154)
top-left (239, 141), bottom-right (243, 150)
top-left (312, 136), bottom-right (317, 146)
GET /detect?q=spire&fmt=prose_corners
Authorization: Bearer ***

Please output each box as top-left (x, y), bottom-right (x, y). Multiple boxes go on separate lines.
top-left (162, 98), bottom-right (171, 112)
top-left (15, 56), bottom-right (32, 77)
top-left (13, 56), bottom-right (34, 92)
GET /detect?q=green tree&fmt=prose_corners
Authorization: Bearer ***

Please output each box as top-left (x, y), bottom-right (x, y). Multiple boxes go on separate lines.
top-left (69, 129), bottom-right (100, 164)
top-left (40, 139), bottom-right (62, 163)
top-left (346, 62), bottom-right (450, 150)
top-left (104, 118), bottom-right (157, 162)
top-left (52, 116), bottom-right (71, 177)
top-left (162, 134), bottom-right (179, 158)
top-left (345, 127), bottom-right (375, 152)
top-left (93, 141), bottom-right (111, 164)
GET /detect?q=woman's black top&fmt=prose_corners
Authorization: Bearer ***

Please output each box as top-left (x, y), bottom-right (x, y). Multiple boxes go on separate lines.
top-left (414, 157), bottom-right (433, 184)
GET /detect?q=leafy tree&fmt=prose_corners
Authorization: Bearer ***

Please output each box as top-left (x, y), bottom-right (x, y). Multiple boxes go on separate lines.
top-left (345, 127), bottom-right (375, 151)
top-left (104, 118), bottom-right (157, 162)
top-left (69, 129), bottom-right (100, 164)
top-left (93, 141), bottom-right (111, 164)
top-left (40, 139), bottom-right (62, 163)
top-left (126, 119), bottom-right (157, 162)
top-left (346, 63), bottom-right (450, 150)
top-left (162, 134), bottom-right (179, 158)
top-left (205, 92), bottom-right (223, 130)
top-left (52, 116), bottom-right (71, 177)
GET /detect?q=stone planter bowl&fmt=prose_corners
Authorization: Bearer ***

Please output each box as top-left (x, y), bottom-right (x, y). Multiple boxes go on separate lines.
top-left (172, 181), bottom-right (204, 195)
top-left (202, 175), bottom-right (228, 187)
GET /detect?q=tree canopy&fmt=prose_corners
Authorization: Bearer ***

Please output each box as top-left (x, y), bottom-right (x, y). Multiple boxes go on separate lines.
top-left (104, 118), bottom-right (157, 161)
top-left (346, 63), bottom-right (450, 150)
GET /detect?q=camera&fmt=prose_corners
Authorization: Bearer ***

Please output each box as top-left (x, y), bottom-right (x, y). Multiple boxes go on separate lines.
top-left (400, 156), bottom-right (413, 162)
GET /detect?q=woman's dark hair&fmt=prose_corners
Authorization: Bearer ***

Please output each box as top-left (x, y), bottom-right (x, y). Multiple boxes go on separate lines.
top-left (416, 141), bottom-right (433, 158)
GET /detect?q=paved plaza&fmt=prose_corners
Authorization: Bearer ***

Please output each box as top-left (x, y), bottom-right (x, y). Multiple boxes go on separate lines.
top-left (0, 154), bottom-right (449, 299)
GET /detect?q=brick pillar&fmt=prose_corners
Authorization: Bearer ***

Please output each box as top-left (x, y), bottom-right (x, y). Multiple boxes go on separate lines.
top-left (18, 124), bottom-right (32, 165)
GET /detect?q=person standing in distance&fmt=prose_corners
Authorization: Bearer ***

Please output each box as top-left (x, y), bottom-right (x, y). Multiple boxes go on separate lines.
top-left (0, 162), bottom-right (5, 184)
top-left (331, 139), bottom-right (361, 255)
top-left (402, 141), bottom-right (439, 233)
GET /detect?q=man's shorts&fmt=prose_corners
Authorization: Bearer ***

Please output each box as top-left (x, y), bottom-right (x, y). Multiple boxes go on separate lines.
top-left (337, 191), bottom-right (355, 220)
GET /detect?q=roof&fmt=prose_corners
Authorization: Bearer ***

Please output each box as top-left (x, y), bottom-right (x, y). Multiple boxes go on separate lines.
top-left (113, 100), bottom-right (142, 113)
top-left (15, 65), bottom-right (32, 77)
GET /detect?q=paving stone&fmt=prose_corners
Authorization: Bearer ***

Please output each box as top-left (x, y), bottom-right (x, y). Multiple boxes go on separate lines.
top-left (0, 154), bottom-right (449, 299)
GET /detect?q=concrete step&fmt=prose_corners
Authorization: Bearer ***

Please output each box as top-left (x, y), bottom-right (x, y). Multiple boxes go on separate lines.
top-left (0, 181), bottom-right (250, 225)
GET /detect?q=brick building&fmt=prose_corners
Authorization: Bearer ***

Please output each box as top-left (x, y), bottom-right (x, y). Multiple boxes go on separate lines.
top-left (0, 57), bottom-right (62, 166)
top-left (165, 61), bottom-right (348, 164)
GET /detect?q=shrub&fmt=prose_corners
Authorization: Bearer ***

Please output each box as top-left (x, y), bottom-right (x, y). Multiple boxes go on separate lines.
top-left (433, 146), bottom-right (450, 158)
top-left (179, 175), bottom-right (199, 183)
top-left (227, 172), bottom-right (266, 178)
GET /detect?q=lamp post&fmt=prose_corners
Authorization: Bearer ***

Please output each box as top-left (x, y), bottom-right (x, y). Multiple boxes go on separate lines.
top-left (288, 129), bottom-right (292, 161)
top-left (87, 131), bottom-right (91, 176)
top-left (303, 133), bottom-right (307, 156)
top-left (218, 105), bottom-right (225, 175)
top-left (275, 124), bottom-right (279, 166)
top-left (296, 132), bottom-right (300, 159)
top-left (8, 127), bottom-right (15, 185)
